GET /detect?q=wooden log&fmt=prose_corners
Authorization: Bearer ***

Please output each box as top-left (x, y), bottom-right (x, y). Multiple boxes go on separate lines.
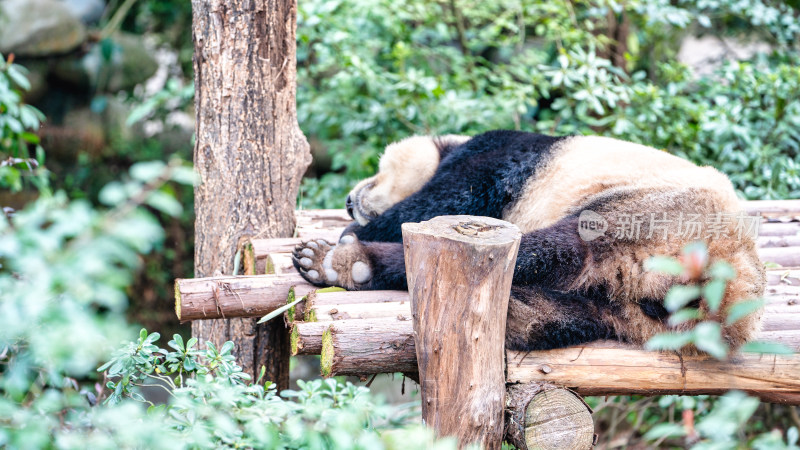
top-left (504, 383), bottom-right (595, 450)
top-left (290, 321), bottom-right (329, 355)
top-left (310, 301), bottom-right (412, 322)
top-left (744, 200), bottom-right (800, 217)
top-left (758, 235), bottom-right (800, 248)
top-left (295, 208), bottom-right (352, 228)
top-left (506, 344), bottom-right (800, 404)
top-left (293, 286), bottom-right (798, 331)
top-left (319, 317), bottom-right (416, 376)
top-left (759, 222), bottom-right (800, 237)
top-left (403, 216), bottom-right (521, 449)
top-left (175, 269), bottom-right (797, 322)
top-left (240, 222), bottom-right (799, 267)
top-left (174, 274), bottom-right (314, 321)
top-left (767, 268), bottom-right (800, 286)
top-left (758, 247), bottom-right (800, 267)
top-left (289, 289), bottom-right (409, 324)
top-left (279, 290), bottom-right (800, 358)
top-left (255, 244), bottom-right (800, 276)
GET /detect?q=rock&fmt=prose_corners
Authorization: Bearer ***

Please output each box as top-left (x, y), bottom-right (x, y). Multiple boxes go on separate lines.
top-left (60, 0), bottom-right (105, 25)
top-left (678, 35), bottom-right (772, 77)
top-left (0, 0), bottom-right (87, 57)
top-left (53, 32), bottom-right (159, 93)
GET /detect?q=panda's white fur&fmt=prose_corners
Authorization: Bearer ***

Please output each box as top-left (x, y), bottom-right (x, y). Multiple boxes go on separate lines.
top-left (348, 135), bottom-right (469, 225)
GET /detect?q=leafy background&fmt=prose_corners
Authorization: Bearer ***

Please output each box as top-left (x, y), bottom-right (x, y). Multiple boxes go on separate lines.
top-left (2, 0), bottom-right (800, 448)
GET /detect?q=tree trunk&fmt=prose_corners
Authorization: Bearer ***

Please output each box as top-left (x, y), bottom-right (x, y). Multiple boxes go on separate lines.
top-left (403, 216), bottom-right (521, 450)
top-left (191, 0), bottom-right (310, 389)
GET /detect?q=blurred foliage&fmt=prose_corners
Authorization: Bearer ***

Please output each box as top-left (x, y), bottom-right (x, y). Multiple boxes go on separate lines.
top-left (0, 179), bottom-right (454, 448)
top-left (92, 329), bottom-right (456, 449)
top-left (295, 0), bottom-right (800, 208)
top-left (0, 54), bottom-right (47, 193)
top-left (589, 392), bottom-right (800, 449)
top-left (644, 241), bottom-right (792, 359)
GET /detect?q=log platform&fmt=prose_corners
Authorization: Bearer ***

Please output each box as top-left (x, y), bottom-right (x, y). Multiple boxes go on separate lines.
top-left (176, 201), bottom-right (800, 448)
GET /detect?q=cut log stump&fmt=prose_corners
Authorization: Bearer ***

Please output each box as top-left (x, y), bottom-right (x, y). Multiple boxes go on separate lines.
top-left (403, 215), bottom-right (521, 450)
top-left (504, 383), bottom-right (595, 450)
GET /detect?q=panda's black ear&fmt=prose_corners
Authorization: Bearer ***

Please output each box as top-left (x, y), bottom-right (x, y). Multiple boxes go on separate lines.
top-left (433, 136), bottom-right (468, 160)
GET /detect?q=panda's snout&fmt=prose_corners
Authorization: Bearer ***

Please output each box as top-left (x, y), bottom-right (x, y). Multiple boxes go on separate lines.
top-left (345, 194), bottom-right (355, 219)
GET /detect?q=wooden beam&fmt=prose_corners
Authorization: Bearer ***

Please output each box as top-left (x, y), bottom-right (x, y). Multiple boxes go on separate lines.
top-left (306, 317), bottom-right (800, 404)
top-left (506, 344), bottom-right (800, 405)
top-left (319, 317), bottom-right (416, 376)
top-left (174, 274), bottom-right (314, 322)
top-left (175, 274), bottom-right (798, 323)
top-left (744, 199), bottom-right (800, 216)
top-left (239, 204), bottom-right (800, 265)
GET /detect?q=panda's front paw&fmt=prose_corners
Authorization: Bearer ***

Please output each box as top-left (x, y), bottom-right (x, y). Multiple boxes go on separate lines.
top-left (291, 235), bottom-right (372, 290)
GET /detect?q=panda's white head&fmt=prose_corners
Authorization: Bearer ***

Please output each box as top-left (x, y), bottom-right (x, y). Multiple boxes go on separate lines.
top-left (346, 135), bottom-right (469, 225)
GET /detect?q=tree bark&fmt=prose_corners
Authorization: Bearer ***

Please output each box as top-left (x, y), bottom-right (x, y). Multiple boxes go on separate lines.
top-left (404, 216), bottom-right (521, 450)
top-left (191, 0), bottom-right (310, 389)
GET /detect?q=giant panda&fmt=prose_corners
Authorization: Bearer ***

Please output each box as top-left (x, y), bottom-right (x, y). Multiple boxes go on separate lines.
top-left (292, 130), bottom-right (766, 352)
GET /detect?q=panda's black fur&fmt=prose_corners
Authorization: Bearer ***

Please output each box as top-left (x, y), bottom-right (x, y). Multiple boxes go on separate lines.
top-left (293, 130), bottom-right (766, 352)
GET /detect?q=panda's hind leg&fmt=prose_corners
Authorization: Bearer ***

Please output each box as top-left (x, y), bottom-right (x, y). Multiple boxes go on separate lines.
top-left (505, 286), bottom-right (617, 351)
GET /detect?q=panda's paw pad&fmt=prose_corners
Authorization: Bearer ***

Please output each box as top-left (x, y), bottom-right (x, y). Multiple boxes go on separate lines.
top-left (292, 237), bottom-right (372, 289)
top-left (292, 239), bottom-right (335, 287)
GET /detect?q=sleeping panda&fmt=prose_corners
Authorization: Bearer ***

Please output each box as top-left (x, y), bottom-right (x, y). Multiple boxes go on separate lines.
top-left (292, 130), bottom-right (766, 351)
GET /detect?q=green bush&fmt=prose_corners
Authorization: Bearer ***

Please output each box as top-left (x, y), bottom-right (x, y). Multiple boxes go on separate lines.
top-left (0, 167), bottom-right (453, 448)
top-left (0, 54), bottom-right (47, 192)
top-left (296, 0), bottom-right (800, 208)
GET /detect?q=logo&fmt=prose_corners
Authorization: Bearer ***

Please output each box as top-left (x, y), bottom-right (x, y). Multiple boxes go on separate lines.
top-left (578, 210), bottom-right (607, 241)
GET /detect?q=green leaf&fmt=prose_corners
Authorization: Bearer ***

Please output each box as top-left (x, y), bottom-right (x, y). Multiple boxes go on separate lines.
top-left (693, 322), bottom-right (728, 359)
top-left (664, 285), bottom-right (700, 312)
top-left (644, 256), bottom-right (684, 275)
top-left (258, 294), bottom-right (307, 324)
top-left (233, 250), bottom-right (241, 276)
top-left (6, 66), bottom-right (30, 91)
top-left (643, 423), bottom-right (686, 441)
top-left (170, 166), bottom-right (199, 185)
top-left (740, 341), bottom-right (794, 355)
top-left (709, 261), bottom-right (736, 280)
top-left (98, 181), bottom-right (128, 206)
top-left (668, 308), bottom-right (701, 326)
top-left (131, 161), bottom-right (167, 182)
top-left (703, 279), bottom-right (727, 312)
top-left (220, 341), bottom-right (234, 355)
top-left (725, 299), bottom-right (765, 325)
top-left (645, 331), bottom-right (694, 351)
top-left (315, 286), bottom-right (346, 293)
top-left (146, 191), bottom-right (183, 217)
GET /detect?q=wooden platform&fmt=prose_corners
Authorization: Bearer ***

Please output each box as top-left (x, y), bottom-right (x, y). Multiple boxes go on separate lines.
top-left (175, 200), bottom-right (800, 403)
